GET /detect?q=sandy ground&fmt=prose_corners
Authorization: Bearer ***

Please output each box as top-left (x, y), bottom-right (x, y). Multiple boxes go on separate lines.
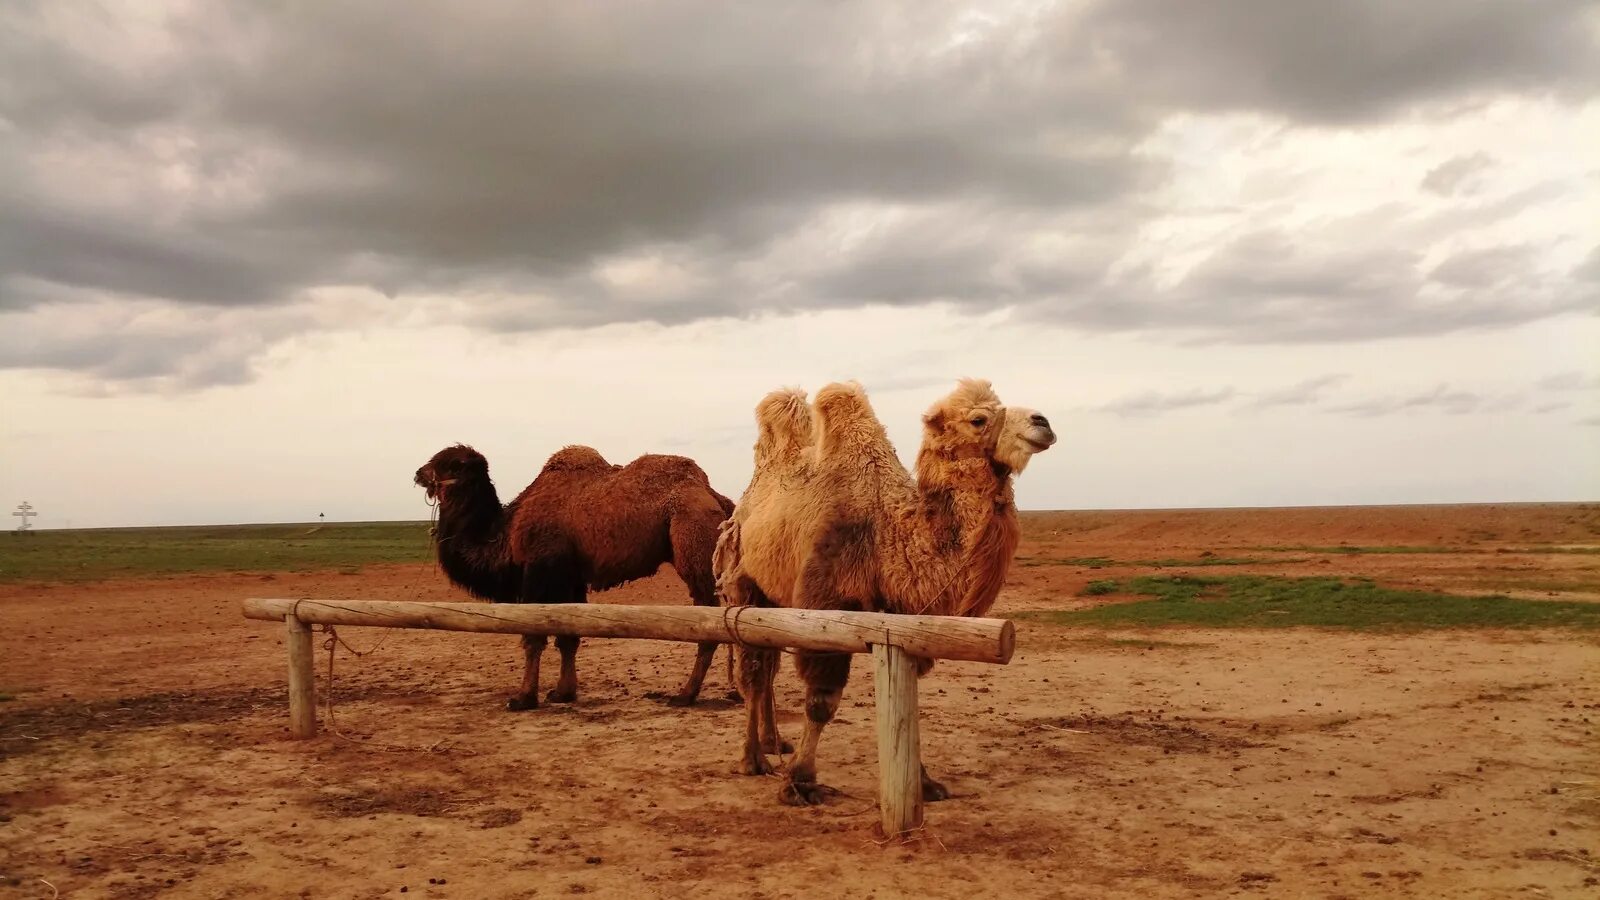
top-left (2, 504), bottom-right (1597, 899)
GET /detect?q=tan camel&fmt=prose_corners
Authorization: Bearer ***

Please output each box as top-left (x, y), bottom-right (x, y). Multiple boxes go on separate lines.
top-left (713, 379), bottom-right (1056, 805)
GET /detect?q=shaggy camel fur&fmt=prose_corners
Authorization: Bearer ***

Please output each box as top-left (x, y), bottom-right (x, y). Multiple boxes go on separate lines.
top-left (714, 379), bottom-right (1056, 805)
top-left (415, 444), bottom-right (734, 709)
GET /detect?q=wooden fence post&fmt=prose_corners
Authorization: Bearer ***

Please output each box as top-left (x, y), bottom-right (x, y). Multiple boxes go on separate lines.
top-left (286, 614), bottom-right (316, 739)
top-left (873, 643), bottom-right (923, 838)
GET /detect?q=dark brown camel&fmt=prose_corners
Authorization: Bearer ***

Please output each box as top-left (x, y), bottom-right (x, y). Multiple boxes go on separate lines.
top-left (414, 443), bottom-right (734, 709)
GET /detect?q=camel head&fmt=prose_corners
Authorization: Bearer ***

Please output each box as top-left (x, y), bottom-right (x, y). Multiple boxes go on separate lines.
top-left (996, 406), bottom-right (1058, 474)
top-left (921, 378), bottom-right (1055, 474)
top-left (414, 444), bottom-right (489, 501)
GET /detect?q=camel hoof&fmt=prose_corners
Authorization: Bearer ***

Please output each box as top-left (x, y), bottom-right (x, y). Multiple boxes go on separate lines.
top-left (665, 693), bottom-right (696, 708)
top-left (779, 779), bottom-right (830, 807)
top-left (737, 756), bottom-right (774, 777)
top-left (725, 689), bottom-right (744, 703)
top-left (544, 688), bottom-right (577, 704)
top-left (922, 777), bottom-right (951, 802)
top-left (506, 695), bottom-right (539, 711)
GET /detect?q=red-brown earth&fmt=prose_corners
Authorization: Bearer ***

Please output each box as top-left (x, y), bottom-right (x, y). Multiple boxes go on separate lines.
top-left (2, 504), bottom-right (1597, 898)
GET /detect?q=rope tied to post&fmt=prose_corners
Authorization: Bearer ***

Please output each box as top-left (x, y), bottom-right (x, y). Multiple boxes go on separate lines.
top-left (315, 622), bottom-right (458, 755)
top-left (719, 603), bottom-right (753, 649)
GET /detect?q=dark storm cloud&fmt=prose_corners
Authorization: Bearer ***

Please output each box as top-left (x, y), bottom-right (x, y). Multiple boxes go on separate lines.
top-left (0, 196), bottom-right (307, 310)
top-left (0, 3), bottom-right (1148, 332)
top-left (1, 0), bottom-right (1596, 386)
top-left (1079, 0), bottom-right (1600, 122)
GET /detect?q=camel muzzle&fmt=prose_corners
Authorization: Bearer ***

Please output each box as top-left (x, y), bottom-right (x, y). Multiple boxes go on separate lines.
top-left (1023, 425), bottom-right (1057, 452)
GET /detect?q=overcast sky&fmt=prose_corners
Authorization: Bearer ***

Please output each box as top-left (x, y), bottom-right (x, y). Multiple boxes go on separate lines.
top-left (2, 1), bottom-right (1597, 528)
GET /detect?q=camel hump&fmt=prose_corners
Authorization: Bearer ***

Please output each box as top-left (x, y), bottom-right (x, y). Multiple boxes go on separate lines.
top-left (541, 445), bottom-right (613, 473)
top-left (754, 387), bottom-right (812, 467)
top-left (812, 381), bottom-right (887, 462)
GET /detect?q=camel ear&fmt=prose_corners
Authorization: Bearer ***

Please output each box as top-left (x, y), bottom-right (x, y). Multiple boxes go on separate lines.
top-left (922, 407), bottom-right (946, 432)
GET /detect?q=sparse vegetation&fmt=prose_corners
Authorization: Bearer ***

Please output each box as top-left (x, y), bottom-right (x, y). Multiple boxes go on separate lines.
top-left (1252, 545), bottom-right (1460, 555)
top-left (1059, 636), bottom-right (1208, 650)
top-left (1019, 555), bottom-right (1297, 568)
top-left (1025, 575), bottom-right (1600, 630)
top-left (0, 522), bottom-right (436, 582)
top-left (1250, 544), bottom-right (1600, 556)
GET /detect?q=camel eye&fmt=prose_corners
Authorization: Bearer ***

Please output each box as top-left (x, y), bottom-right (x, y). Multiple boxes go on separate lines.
top-left (970, 415), bottom-right (987, 427)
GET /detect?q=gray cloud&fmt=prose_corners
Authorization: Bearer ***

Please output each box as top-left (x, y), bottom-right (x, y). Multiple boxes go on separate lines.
top-left (1, 1), bottom-right (1597, 387)
top-left (1421, 153), bottom-right (1496, 196)
top-left (1094, 387), bottom-right (1237, 417)
top-left (1328, 384), bottom-right (1507, 417)
top-left (1427, 245), bottom-right (1536, 288)
top-left (1537, 371), bottom-right (1600, 392)
top-left (1246, 374), bottom-right (1350, 410)
top-left (0, 300), bottom-right (311, 391)
top-left (0, 2), bottom-right (1150, 350)
top-left (1079, 0), bottom-right (1600, 122)
top-left (1027, 231), bottom-right (1597, 343)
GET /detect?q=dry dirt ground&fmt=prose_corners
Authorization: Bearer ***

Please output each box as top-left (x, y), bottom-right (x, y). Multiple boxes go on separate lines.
top-left (2, 504), bottom-right (1598, 899)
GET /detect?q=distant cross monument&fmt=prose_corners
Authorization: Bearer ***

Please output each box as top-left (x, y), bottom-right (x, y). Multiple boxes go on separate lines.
top-left (13, 501), bottom-right (37, 533)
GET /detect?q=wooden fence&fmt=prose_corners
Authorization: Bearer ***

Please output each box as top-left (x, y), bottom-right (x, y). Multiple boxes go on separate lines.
top-left (243, 597), bottom-right (1015, 837)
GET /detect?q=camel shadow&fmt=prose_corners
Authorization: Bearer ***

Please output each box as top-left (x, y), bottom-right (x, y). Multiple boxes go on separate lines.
top-left (640, 690), bottom-right (744, 711)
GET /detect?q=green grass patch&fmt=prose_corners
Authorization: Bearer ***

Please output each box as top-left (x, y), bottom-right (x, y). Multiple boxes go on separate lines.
top-left (0, 521), bottom-right (436, 582)
top-left (1476, 578), bottom-right (1600, 596)
top-left (1025, 574), bottom-right (1600, 630)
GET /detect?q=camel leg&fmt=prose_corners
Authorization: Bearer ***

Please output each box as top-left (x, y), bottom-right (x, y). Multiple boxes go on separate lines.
top-left (507, 634), bottom-right (546, 711)
top-left (735, 646), bottom-right (779, 775)
top-left (759, 664), bottom-right (790, 755)
top-left (543, 581), bottom-right (583, 703)
top-left (546, 634), bottom-right (580, 703)
top-left (725, 647), bottom-right (742, 702)
top-left (668, 516), bottom-right (724, 707)
top-left (780, 650), bottom-right (851, 806)
top-left (668, 640), bottom-right (719, 707)
top-left (725, 578), bottom-right (785, 747)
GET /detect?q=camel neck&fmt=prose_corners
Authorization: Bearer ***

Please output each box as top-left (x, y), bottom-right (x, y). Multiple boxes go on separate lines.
top-left (434, 478), bottom-right (506, 544)
top-left (902, 452), bottom-right (1019, 615)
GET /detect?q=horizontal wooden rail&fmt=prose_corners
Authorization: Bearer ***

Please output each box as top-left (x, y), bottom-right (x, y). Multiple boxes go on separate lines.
top-left (243, 598), bottom-right (1014, 664)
